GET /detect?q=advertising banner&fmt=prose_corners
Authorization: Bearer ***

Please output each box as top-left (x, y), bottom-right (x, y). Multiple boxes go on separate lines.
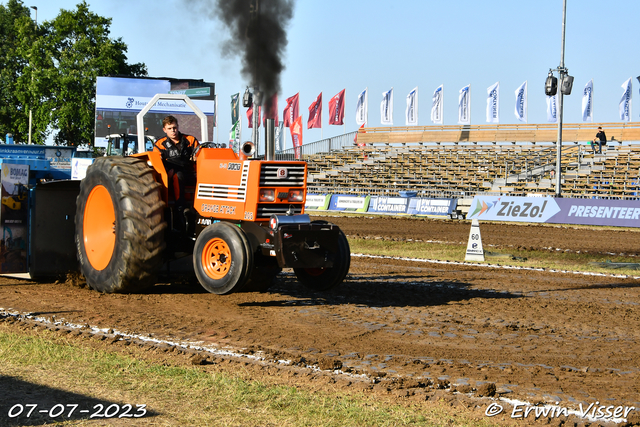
top-left (467, 196), bottom-right (560, 223)
top-left (95, 76), bottom-right (215, 147)
top-left (355, 88), bottom-right (368, 126)
top-left (458, 84), bottom-right (470, 125)
top-left (368, 196), bottom-right (409, 214)
top-left (329, 195), bottom-right (370, 212)
top-left (0, 164), bottom-right (29, 273)
top-left (305, 194), bottom-right (331, 210)
top-left (405, 87), bottom-right (418, 126)
top-left (549, 198), bottom-right (640, 227)
top-left (514, 81), bottom-right (527, 122)
top-left (406, 198), bottom-right (456, 216)
top-left (486, 82), bottom-right (499, 123)
top-left (431, 85), bottom-right (443, 124)
top-left (468, 195), bottom-right (640, 228)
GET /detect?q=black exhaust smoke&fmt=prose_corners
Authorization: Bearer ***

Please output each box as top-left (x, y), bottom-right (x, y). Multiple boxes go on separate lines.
top-left (214, 0), bottom-right (294, 118)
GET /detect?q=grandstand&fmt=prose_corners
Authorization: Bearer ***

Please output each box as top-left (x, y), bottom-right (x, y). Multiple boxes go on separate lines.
top-left (278, 122), bottom-right (640, 201)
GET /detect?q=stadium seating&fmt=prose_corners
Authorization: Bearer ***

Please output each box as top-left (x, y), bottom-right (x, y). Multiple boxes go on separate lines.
top-left (304, 123), bottom-right (640, 200)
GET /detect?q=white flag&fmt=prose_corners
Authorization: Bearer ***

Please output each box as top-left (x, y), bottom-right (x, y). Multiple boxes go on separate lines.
top-left (486, 82), bottom-right (499, 123)
top-left (514, 81), bottom-right (527, 123)
top-left (275, 122), bottom-right (284, 151)
top-left (582, 79), bottom-right (594, 122)
top-left (355, 88), bottom-right (368, 125)
top-left (619, 77), bottom-right (632, 121)
top-left (458, 84), bottom-right (470, 125)
top-left (546, 94), bottom-right (558, 123)
top-left (431, 85), bottom-right (443, 124)
top-left (381, 88), bottom-right (393, 125)
top-left (405, 87), bottom-right (418, 126)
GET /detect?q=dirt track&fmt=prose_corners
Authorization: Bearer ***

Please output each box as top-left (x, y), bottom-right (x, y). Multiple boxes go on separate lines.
top-left (1, 215), bottom-right (640, 423)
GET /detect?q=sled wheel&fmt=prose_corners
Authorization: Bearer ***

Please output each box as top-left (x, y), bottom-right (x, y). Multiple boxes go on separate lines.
top-left (76, 157), bottom-right (166, 293)
top-left (294, 226), bottom-right (350, 291)
top-left (194, 222), bottom-right (253, 294)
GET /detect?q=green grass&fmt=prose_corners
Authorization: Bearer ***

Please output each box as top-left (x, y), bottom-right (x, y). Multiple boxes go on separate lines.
top-left (348, 238), bottom-right (640, 277)
top-left (0, 325), bottom-right (497, 426)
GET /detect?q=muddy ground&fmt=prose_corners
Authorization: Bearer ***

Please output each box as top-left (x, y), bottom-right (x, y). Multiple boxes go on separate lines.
top-left (1, 215), bottom-right (640, 425)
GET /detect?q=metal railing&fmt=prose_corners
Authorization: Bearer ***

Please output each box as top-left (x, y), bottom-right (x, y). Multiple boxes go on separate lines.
top-left (275, 131), bottom-right (358, 160)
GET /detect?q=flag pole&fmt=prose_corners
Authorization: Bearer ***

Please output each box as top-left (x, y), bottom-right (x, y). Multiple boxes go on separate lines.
top-left (343, 89), bottom-right (346, 135)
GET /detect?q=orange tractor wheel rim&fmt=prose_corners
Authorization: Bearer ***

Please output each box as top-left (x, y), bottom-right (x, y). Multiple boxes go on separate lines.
top-left (201, 238), bottom-right (232, 280)
top-left (83, 185), bottom-right (116, 271)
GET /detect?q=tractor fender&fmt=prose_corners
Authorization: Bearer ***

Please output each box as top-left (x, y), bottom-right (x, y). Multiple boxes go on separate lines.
top-left (132, 150), bottom-right (169, 202)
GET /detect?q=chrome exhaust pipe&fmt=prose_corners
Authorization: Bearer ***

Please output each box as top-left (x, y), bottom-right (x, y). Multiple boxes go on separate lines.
top-left (265, 118), bottom-right (275, 161)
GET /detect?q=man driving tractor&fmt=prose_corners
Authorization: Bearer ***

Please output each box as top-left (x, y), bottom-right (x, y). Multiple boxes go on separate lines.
top-left (153, 115), bottom-right (199, 209)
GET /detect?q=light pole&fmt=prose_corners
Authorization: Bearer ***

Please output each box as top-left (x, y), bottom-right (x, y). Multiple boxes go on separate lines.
top-left (545, 0), bottom-right (572, 197)
top-left (28, 6), bottom-right (37, 145)
top-left (554, 0), bottom-right (567, 197)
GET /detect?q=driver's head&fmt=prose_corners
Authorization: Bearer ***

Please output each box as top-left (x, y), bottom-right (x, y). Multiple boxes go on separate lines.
top-left (162, 116), bottom-right (180, 142)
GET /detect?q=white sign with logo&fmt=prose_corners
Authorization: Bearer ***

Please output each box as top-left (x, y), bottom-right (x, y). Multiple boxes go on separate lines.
top-left (95, 95), bottom-right (215, 115)
top-left (465, 219), bottom-right (485, 261)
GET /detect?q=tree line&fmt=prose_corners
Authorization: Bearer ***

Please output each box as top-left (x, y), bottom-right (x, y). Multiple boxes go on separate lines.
top-left (0, 0), bottom-right (146, 146)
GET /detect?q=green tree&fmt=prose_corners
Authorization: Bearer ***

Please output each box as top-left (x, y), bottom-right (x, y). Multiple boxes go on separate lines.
top-left (1, 0), bottom-right (146, 146)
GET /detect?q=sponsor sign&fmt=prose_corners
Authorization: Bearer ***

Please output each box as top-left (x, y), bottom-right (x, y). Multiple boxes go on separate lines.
top-left (468, 196), bottom-right (640, 228)
top-left (305, 194), bottom-right (331, 210)
top-left (467, 196), bottom-right (560, 223)
top-left (549, 198), bottom-right (640, 227)
top-left (369, 196), bottom-right (408, 213)
top-left (329, 195), bottom-right (370, 212)
top-left (96, 95), bottom-right (215, 115)
top-left (72, 158), bottom-right (94, 180)
top-left (1, 164), bottom-right (29, 273)
top-left (45, 148), bottom-right (74, 171)
top-left (406, 198), bottom-right (456, 216)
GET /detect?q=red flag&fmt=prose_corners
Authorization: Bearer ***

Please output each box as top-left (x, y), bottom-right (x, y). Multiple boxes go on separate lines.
top-left (283, 93), bottom-right (299, 127)
top-left (307, 92), bottom-right (322, 129)
top-left (290, 116), bottom-right (303, 159)
top-left (247, 105), bottom-right (261, 128)
top-left (328, 89), bottom-right (345, 125)
top-left (263, 93), bottom-right (279, 127)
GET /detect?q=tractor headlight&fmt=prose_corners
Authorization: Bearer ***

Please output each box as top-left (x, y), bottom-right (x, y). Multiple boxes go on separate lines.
top-left (288, 190), bottom-right (304, 202)
top-left (259, 189), bottom-right (275, 202)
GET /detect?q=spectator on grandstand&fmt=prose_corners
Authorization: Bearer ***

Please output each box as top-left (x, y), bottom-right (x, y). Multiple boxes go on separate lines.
top-left (592, 126), bottom-right (607, 154)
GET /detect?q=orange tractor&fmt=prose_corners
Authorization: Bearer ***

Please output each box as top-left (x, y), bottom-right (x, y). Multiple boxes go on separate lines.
top-left (74, 96), bottom-right (350, 294)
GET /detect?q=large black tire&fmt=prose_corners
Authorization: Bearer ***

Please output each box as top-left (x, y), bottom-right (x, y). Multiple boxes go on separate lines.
top-left (193, 222), bottom-right (254, 294)
top-left (75, 157), bottom-right (167, 293)
top-left (294, 226), bottom-right (351, 291)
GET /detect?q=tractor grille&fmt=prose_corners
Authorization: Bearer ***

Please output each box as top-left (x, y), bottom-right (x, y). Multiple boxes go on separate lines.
top-left (197, 162), bottom-right (249, 201)
top-left (260, 164), bottom-right (306, 187)
top-left (256, 204), bottom-right (303, 219)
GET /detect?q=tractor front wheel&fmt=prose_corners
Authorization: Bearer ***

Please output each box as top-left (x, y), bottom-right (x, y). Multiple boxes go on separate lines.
top-left (194, 222), bottom-right (254, 294)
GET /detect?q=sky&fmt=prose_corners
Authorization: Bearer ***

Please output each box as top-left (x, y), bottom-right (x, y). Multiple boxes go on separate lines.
top-left (18, 0), bottom-right (640, 151)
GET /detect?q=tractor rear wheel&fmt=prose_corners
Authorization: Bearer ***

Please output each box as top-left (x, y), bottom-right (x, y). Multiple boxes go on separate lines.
top-left (294, 226), bottom-right (350, 291)
top-left (75, 157), bottom-right (166, 293)
top-left (194, 222), bottom-right (254, 294)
